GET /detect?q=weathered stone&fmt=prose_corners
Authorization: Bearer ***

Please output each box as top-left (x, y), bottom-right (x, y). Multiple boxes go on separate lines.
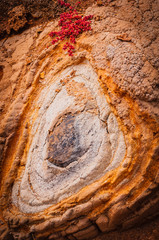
top-left (108, 202), bottom-right (131, 229)
top-left (73, 225), bottom-right (99, 240)
top-left (0, 0), bottom-right (159, 239)
top-left (6, 5), bottom-right (27, 34)
top-left (35, 232), bottom-right (53, 240)
top-left (31, 220), bottom-right (52, 233)
top-left (97, 0), bottom-right (103, 7)
top-left (77, 218), bottom-right (91, 230)
top-left (3, 176), bottom-right (15, 189)
top-left (0, 225), bottom-right (6, 232)
top-left (48, 232), bottom-right (61, 240)
top-left (66, 225), bottom-right (79, 235)
top-left (67, 236), bottom-right (76, 240)
top-left (155, 170), bottom-right (159, 183)
top-left (135, 197), bottom-right (159, 221)
top-left (122, 215), bottom-right (142, 230)
top-left (47, 114), bottom-right (88, 167)
top-left (50, 217), bottom-right (64, 228)
top-left (1, 229), bottom-right (13, 240)
top-left (96, 214), bottom-right (109, 232)
top-left (91, 192), bottom-right (111, 207)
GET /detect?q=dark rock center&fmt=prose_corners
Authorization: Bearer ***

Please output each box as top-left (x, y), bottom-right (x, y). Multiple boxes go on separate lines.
top-left (47, 114), bottom-right (87, 167)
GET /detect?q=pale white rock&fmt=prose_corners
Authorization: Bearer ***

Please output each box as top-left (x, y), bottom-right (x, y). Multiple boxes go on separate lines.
top-left (12, 60), bottom-right (126, 213)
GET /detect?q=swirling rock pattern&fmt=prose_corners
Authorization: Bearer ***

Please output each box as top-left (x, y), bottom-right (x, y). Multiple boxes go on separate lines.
top-left (11, 60), bottom-right (126, 214)
top-left (0, 0), bottom-right (159, 240)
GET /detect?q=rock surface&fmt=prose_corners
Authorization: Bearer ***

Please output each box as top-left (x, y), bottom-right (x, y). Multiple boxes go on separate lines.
top-left (0, 0), bottom-right (159, 239)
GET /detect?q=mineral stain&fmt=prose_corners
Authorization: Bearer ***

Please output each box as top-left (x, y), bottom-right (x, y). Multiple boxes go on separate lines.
top-left (47, 114), bottom-right (87, 167)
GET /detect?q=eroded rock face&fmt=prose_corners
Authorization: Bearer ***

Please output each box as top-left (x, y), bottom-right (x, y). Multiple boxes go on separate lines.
top-left (11, 60), bottom-right (126, 214)
top-left (0, 0), bottom-right (159, 240)
top-left (6, 5), bottom-right (27, 34)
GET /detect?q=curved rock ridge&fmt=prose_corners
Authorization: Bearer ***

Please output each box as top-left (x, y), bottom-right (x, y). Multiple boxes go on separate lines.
top-left (0, 1), bottom-right (159, 240)
top-left (11, 60), bottom-right (126, 213)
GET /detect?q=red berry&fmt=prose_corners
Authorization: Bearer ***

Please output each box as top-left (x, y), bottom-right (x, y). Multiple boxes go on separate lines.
top-left (50, 1), bottom-right (93, 56)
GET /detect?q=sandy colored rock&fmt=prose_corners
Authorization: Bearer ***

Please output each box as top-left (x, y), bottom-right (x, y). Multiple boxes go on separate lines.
top-left (96, 215), bottom-right (109, 232)
top-left (6, 5), bottom-right (27, 34)
top-left (73, 225), bottom-right (99, 240)
top-left (0, 0), bottom-right (159, 240)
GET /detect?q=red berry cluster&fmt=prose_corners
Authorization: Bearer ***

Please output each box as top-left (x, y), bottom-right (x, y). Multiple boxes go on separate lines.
top-left (49, 0), bottom-right (93, 56)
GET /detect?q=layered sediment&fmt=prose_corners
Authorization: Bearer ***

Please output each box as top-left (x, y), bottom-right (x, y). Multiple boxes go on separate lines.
top-left (0, 0), bottom-right (159, 239)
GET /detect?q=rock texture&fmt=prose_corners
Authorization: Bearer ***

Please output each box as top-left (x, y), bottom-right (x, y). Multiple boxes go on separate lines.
top-left (0, 0), bottom-right (159, 240)
top-left (0, 0), bottom-right (95, 38)
top-left (11, 60), bottom-right (126, 214)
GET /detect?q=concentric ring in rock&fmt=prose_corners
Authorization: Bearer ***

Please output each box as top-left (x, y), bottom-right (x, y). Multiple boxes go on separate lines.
top-left (0, 2), bottom-right (159, 239)
top-left (12, 60), bottom-right (126, 213)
